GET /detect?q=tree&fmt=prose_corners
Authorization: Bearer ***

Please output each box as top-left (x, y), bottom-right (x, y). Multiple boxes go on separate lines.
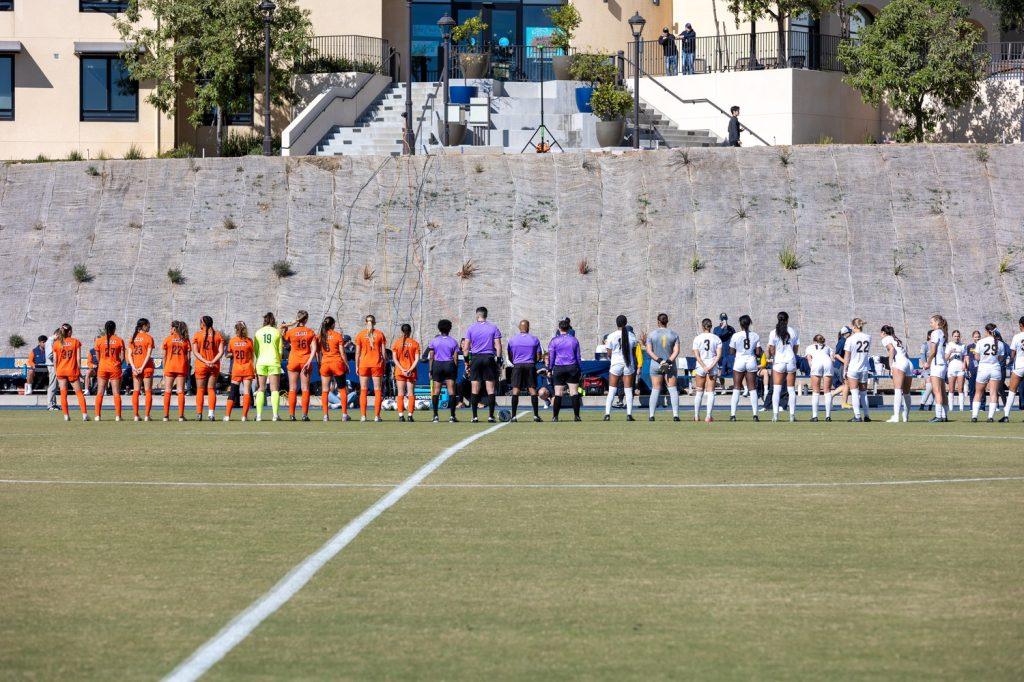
top-left (727, 0), bottom-right (832, 65)
top-left (115, 0), bottom-right (313, 155)
top-left (982, 0), bottom-right (1024, 32)
top-left (838, 0), bottom-right (985, 142)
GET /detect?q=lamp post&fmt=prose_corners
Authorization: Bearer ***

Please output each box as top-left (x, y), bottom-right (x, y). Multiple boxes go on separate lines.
top-left (628, 11), bottom-right (645, 150)
top-left (259, 0), bottom-right (276, 156)
top-left (437, 13), bottom-right (456, 146)
top-left (404, 0), bottom-right (415, 154)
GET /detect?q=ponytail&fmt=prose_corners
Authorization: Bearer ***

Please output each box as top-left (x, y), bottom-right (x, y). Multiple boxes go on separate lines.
top-left (775, 311), bottom-right (790, 345)
top-left (201, 315), bottom-right (214, 350)
top-left (103, 320), bottom-right (116, 351)
top-left (132, 318), bottom-right (148, 346)
top-left (57, 324), bottom-right (72, 342)
top-left (616, 315), bottom-right (631, 368)
top-left (881, 324), bottom-right (902, 349)
top-left (319, 316), bottom-right (335, 350)
top-left (739, 314), bottom-right (751, 346)
top-left (235, 321), bottom-right (249, 339)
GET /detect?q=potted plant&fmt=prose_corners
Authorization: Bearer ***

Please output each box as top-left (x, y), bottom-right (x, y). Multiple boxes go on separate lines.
top-left (590, 82), bottom-right (633, 147)
top-left (568, 52), bottom-right (616, 113)
top-left (452, 14), bottom-right (490, 79)
top-left (546, 4), bottom-right (581, 80)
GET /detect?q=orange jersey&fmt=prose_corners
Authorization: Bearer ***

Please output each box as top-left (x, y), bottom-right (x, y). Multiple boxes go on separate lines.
top-left (94, 335), bottom-right (125, 374)
top-left (192, 330), bottom-right (225, 364)
top-left (227, 336), bottom-right (255, 377)
top-left (354, 329), bottom-right (387, 368)
top-left (53, 337), bottom-right (82, 377)
top-left (320, 330), bottom-right (346, 364)
top-left (162, 334), bottom-right (191, 375)
top-left (391, 337), bottom-right (421, 375)
top-left (284, 326), bottom-right (317, 364)
top-left (129, 331), bottom-right (155, 368)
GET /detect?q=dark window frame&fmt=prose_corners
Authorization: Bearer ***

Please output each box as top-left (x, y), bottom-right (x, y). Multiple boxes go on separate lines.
top-left (0, 1), bottom-right (13, 12)
top-left (0, 54), bottom-right (13, 121)
top-left (198, 75), bottom-right (255, 127)
top-left (80, 55), bottom-right (139, 122)
top-left (80, 0), bottom-right (129, 12)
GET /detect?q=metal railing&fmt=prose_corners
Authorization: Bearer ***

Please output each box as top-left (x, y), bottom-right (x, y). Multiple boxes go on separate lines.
top-left (627, 31), bottom-right (844, 77)
top-left (449, 44), bottom-right (574, 81)
top-left (976, 42), bottom-right (1024, 80)
top-left (300, 35), bottom-right (393, 78)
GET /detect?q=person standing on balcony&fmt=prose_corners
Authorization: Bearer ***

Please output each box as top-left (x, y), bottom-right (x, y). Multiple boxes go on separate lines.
top-left (659, 28), bottom-right (679, 76)
top-left (680, 23), bottom-right (697, 74)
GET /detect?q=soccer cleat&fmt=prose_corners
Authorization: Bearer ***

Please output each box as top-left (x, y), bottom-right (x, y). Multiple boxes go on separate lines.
top-left (289, 415), bottom-right (297, 422)
top-left (511, 416), bottom-right (519, 423)
top-left (399, 415), bottom-right (406, 423)
top-left (863, 416), bottom-right (872, 422)
top-left (208, 411), bottom-right (215, 420)
top-left (824, 416), bottom-right (832, 422)
top-left (255, 416), bottom-right (262, 422)
top-left (133, 416), bottom-right (140, 422)
top-left (241, 416), bottom-right (247, 422)
top-left (649, 416), bottom-right (655, 422)
top-left (472, 417), bottom-right (479, 423)
top-left (408, 415), bottom-right (415, 423)
top-left (178, 417), bottom-right (185, 422)
top-left (789, 414), bottom-right (796, 422)
top-left (94, 416), bottom-right (100, 422)
top-left (705, 416), bottom-right (714, 423)
top-left (449, 416), bottom-right (459, 423)
top-left (772, 415), bottom-right (778, 422)
top-left (432, 416), bottom-right (440, 423)
top-left (64, 414), bottom-right (70, 421)
top-left (341, 414), bottom-right (351, 422)
top-left (301, 415), bottom-right (310, 422)
top-left (849, 417), bottom-right (863, 422)
top-left (932, 417), bottom-right (946, 423)
top-left (323, 415), bottom-right (329, 422)
top-left (626, 415), bottom-right (635, 422)
top-left (487, 417), bottom-right (496, 424)
top-left (196, 414), bottom-right (203, 422)
top-left (115, 416), bottom-right (121, 422)
top-left (224, 416), bottom-right (231, 422)
top-left (603, 414), bottom-right (610, 421)
top-left (574, 416), bottom-right (582, 422)
top-left (998, 416), bottom-right (1009, 423)
top-left (987, 418), bottom-right (994, 423)
top-left (551, 416), bottom-right (559, 422)
top-left (694, 415), bottom-right (700, 422)
top-left (886, 416), bottom-right (900, 423)
top-left (673, 416), bottom-right (680, 422)
top-left (752, 415), bottom-right (759, 422)
top-left (163, 416), bottom-right (169, 422)
top-left (729, 415), bottom-right (736, 422)
top-left (810, 417), bottom-right (819, 422)
top-left (534, 416), bottom-right (543, 423)
top-left (272, 416), bottom-right (280, 422)
top-left (374, 416), bottom-right (382, 423)
top-left (360, 416), bottom-right (367, 423)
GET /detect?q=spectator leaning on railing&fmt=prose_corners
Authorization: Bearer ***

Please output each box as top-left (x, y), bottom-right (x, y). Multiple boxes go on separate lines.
top-left (659, 28), bottom-right (678, 76)
top-left (680, 23), bottom-right (697, 74)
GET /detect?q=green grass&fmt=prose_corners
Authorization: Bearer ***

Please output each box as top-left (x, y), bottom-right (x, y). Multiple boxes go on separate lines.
top-left (1, 410), bottom-right (1022, 679)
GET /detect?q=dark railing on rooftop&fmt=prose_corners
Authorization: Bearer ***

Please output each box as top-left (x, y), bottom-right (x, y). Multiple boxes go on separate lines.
top-left (300, 35), bottom-right (393, 78)
top-left (976, 42), bottom-right (1024, 80)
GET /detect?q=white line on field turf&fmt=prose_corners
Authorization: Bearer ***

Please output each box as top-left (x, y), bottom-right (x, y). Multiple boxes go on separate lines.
top-left (3, 476), bottom-right (1023, 490)
top-left (161, 417), bottom-right (515, 682)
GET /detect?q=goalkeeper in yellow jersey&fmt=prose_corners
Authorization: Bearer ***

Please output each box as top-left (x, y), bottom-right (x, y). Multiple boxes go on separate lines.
top-left (253, 312), bottom-right (283, 421)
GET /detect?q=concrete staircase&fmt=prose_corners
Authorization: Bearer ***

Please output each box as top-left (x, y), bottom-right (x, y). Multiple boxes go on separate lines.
top-left (314, 82), bottom-right (443, 156)
top-left (626, 94), bottom-right (721, 148)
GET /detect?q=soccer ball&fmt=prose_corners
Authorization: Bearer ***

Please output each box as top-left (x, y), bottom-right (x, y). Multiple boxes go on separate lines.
top-left (415, 399), bottom-right (430, 410)
top-left (381, 398), bottom-right (397, 411)
top-left (498, 409), bottom-right (512, 422)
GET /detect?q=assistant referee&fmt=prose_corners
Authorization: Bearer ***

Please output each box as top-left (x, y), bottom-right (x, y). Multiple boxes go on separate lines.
top-left (462, 306), bottom-right (503, 423)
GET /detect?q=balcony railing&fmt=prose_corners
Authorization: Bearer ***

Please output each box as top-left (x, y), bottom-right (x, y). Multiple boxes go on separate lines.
top-left (975, 42), bottom-right (1024, 80)
top-left (449, 44), bottom-right (574, 82)
top-left (299, 35), bottom-right (393, 78)
top-left (627, 31), bottom-right (844, 77)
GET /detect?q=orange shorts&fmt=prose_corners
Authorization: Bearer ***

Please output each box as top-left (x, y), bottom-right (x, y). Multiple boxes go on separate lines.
top-left (319, 360), bottom-right (348, 378)
top-left (97, 368), bottom-right (122, 381)
top-left (132, 364), bottom-right (155, 378)
top-left (164, 371), bottom-right (187, 379)
top-left (56, 371), bottom-right (81, 383)
top-left (194, 364), bottom-right (220, 380)
top-left (287, 358), bottom-right (312, 373)
top-left (395, 372), bottom-right (417, 383)
top-left (357, 365), bottom-right (384, 378)
top-left (231, 373), bottom-right (255, 382)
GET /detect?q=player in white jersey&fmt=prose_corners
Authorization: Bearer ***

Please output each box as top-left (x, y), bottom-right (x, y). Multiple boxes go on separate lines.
top-left (843, 318), bottom-right (873, 422)
top-left (880, 325), bottom-right (913, 423)
top-left (645, 313), bottom-right (681, 421)
top-left (767, 311), bottom-right (800, 422)
top-left (692, 318), bottom-right (723, 423)
top-left (971, 323), bottom-right (1004, 422)
top-left (603, 315), bottom-right (638, 421)
top-left (1000, 316), bottom-right (1024, 422)
top-left (728, 314), bottom-right (761, 421)
top-left (804, 334), bottom-right (834, 422)
top-left (944, 329), bottom-right (966, 412)
top-left (923, 314), bottom-right (950, 422)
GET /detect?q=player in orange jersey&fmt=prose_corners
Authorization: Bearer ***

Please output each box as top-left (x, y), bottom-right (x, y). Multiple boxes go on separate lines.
top-left (354, 314), bottom-right (387, 422)
top-left (53, 323), bottom-right (89, 421)
top-left (93, 320), bottom-right (125, 421)
top-left (281, 310), bottom-right (318, 421)
top-left (162, 320), bottom-right (191, 421)
top-left (224, 321), bottom-right (256, 421)
top-left (192, 315), bottom-right (225, 421)
top-left (317, 315), bottom-right (349, 422)
top-left (392, 324), bottom-right (421, 422)
top-left (128, 318), bottom-right (156, 421)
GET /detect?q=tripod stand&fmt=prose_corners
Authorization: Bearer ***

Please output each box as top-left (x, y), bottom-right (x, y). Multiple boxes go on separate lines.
top-left (521, 46), bottom-right (564, 153)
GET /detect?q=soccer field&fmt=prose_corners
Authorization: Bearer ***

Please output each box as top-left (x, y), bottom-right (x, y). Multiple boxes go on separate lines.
top-left (2, 409), bottom-right (1023, 680)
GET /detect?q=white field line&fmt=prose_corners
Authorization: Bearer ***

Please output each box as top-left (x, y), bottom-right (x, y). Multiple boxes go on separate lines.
top-left (161, 418), bottom-right (514, 682)
top-left (2, 476), bottom-right (1023, 491)
top-left (922, 434), bottom-right (1024, 441)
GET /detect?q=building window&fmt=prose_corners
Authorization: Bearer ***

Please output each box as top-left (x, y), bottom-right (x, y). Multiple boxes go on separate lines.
top-left (199, 76), bottom-right (255, 127)
top-left (0, 1), bottom-right (13, 11)
top-left (80, 0), bottom-right (129, 12)
top-left (80, 56), bottom-right (138, 122)
top-left (0, 55), bottom-right (12, 120)
top-left (850, 7), bottom-right (874, 40)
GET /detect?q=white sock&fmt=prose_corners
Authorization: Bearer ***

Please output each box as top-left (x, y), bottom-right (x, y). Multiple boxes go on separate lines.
top-left (893, 389), bottom-right (903, 418)
top-left (1006, 395), bottom-right (1014, 417)
top-left (811, 392), bottom-right (819, 418)
top-left (25, 383), bottom-right (32, 395)
top-left (772, 385), bottom-right (782, 417)
top-left (903, 394), bottom-right (911, 419)
top-left (730, 389), bottom-right (740, 416)
top-left (851, 389), bottom-right (862, 418)
top-left (947, 391), bottom-right (954, 411)
top-left (861, 390), bottom-right (870, 419)
top-left (988, 400), bottom-right (998, 420)
top-left (971, 401), bottom-right (980, 419)
top-left (825, 393), bottom-right (832, 418)
top-left (649, 388), bottom-right (661, 418)
top-left (749, 391), bottom-right (758, 415)
top-left (705, 392), bottom-right (715, 419)
top-left (668, 386), bottom-right (679, 417)
top-left (624, 388), bottom-right (633, 415)
top-left (604, 390), bottom-right (614, 415)
top-left (787, 387), bottom-right (796, 416)
top-left (694, 391), bottom-right (703, 419)
top-left (958, 392), bottom-right (965, 410)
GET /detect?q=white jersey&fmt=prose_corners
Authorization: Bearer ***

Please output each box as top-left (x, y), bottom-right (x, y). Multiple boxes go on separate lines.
top-left (729, 330), bottom-right (760, 360)
top-left (946, 342), bottom-right (965, 365)
top-left (881, 335), bottom-right (910, 365)
top-left (768, 326), bottom-right (800, 362)
top-left (845, 332), bottom-right (872, 374)
top-left (806, 343), bottom-right (833, 368)
top-left (976, 335), bottom-right (1001, 367)
top-left (692, 332), bottom-right (722, 366)
top-left (928, 329), bottom-right (946, 367)
top-left (604, 330), bottom-right (638, 367)
top-left (1011, 332), bottom-right (1024, 371)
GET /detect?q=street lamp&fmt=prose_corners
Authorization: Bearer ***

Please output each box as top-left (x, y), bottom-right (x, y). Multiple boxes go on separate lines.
top-left (259, 0), bottom-right (276, 156)
top-left (404, 0), bottom-right (415, 154)
top-left (628, 11), bottom-right (645, 149)
top-left (437, 13), bottom-right (456, 146)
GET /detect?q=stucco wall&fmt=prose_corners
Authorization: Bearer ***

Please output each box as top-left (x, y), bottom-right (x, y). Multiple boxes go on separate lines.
top-left (2, 146), bottom-right (1022, 356)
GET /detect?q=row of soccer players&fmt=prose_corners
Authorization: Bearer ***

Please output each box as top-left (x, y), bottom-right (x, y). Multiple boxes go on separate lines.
top-left (46, 307), bottom-right (1024, 424)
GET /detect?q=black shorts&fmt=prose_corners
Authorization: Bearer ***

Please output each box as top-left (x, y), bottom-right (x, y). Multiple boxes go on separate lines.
top-left (469, 355), bottom-right (499, 382)
top-left (430, 360), bottom-right (457, 383)
top-left (510, 363), bottom-right (537, 391)
top-left (551, 365), bottom-right (581, 386)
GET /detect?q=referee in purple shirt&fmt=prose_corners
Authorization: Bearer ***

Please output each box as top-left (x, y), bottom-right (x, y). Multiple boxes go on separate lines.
top-left (507, 320), bottom-right (543, 422)
top-left (427, 319), bottom-right (461, 422)
top-left (461, 306), bottom-right (503, 423)
top-left (547, 319), bottom-right (583, 422)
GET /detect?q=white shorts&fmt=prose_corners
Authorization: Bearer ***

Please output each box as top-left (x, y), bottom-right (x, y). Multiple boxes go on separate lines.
top-left (846, 368), bottom-right (870, 383)
top-left (947, 360), bottom-right (965, 377)
top-left (1013, 366), bottom-right (1024, 379)
top-left (694, 365), bottom-right (719, 378)
top-left (809, 363), bottom-right (830, 378)
top-left (732, 356), bottom-right (758, 373)
top-left (773, 358), bottom-right (797, 373)
top-left (929, 364), bottom-right (947, 380)
top-left (608, 362), bottom-right (636, 377)
top-left (892, 358), bottom-right (913, 376)
top-left (975, 365), bottom-right (1002, 385)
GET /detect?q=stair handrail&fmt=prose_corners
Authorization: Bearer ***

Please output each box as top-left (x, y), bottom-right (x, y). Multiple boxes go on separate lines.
top-left (619, 53), bottom-right (771, 147)
top-left (413, 64), bottom-right (447, 154)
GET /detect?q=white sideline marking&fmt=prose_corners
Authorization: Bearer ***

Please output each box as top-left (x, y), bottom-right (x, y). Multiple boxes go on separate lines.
top-left (161, 418), bottom-right (514, 682)
top-left (923, 434), bottom-right (1024, 441)
top-left (3, 476), bottom-right (1023, 490)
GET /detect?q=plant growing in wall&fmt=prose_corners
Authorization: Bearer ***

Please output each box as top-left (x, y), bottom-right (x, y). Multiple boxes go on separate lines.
top-left (452, 14), bottom-right (490, 78)
top-left (167, 268), bottom-right (185, 284)
top-left (546, 3), bottom-right (582, 79)
top-left (73, 265), bottom-right (94, 283)
top-left (9, 334), bottom-right (26, 349)
top-left (590, 82), bottom-right (633, 147)
top-left (272, 260), bottom-right (295, 278)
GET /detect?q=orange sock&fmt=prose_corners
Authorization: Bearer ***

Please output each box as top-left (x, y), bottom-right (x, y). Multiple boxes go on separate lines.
top-left (322, 389), bottom-right (330, 418)
top-left (75, 387), bottom-right (87, 415)
top-left (177, 390), bottom-right (185, 418)
top-left (288, 389), bottom-right (297, 417)
top-left (301, 390), bottom-right (310, 416)
top-left (242, 394), bottom-right (251, 418)
top-left (163, 389), bottom-right (171, 417)
top-left (374, 389), bottom-right (383, 417)
top-left (144, 389), bottom-right (153, 418)
top-left (113, 393), bottom-right (122, 419)
top-left (60, 385), bottom-right (69, 416)
top-left (132, 390), bottom-right (140, 417)
top-left (359, 389), bottom-right (368, 417)
top-left (407, 395), bottom-right (415, 417)
top-left (396, 395), bottom-right (405, 414)
top-left (339, 387), bottom-right (348, 415)
top-left (207, 387), bottom-right (216, 414)
top-left (196, 389), bottom-right (205, 416)
top-left (225, 399), bottom-right (234, 418)
top-left (94, 392), bottom-right (103, 419)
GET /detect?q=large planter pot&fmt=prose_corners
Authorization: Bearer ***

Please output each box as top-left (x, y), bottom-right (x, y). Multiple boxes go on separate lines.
top-left (575, 86), bottom-right (594, 113)
top-left (438, 121), bottom-right (467, 146)
top-left (449, 85), bottom-right (478, 105)
top-left (552, 54), bottom-right (573, 80)
top-left (459, 52), bottom-right (490, 79)
top-left (595, 120), bottom-right (626, 147)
